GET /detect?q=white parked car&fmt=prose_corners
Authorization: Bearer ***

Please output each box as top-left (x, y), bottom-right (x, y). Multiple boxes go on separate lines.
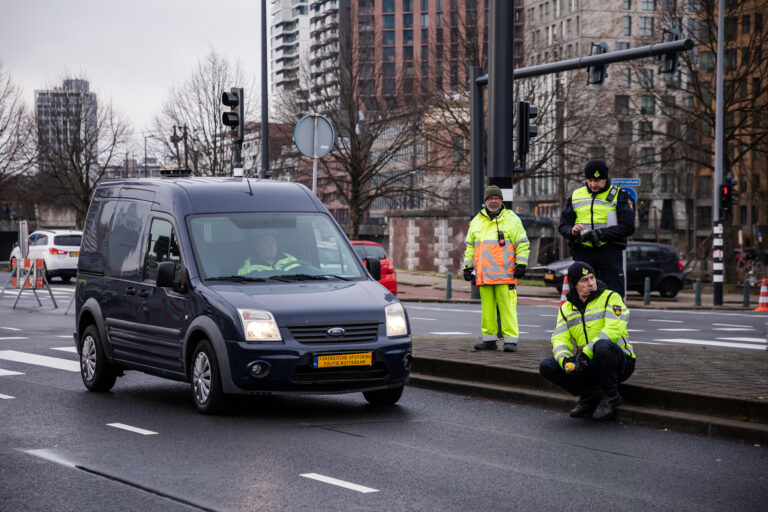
top-left (8, 229), bottom-right (82, 283)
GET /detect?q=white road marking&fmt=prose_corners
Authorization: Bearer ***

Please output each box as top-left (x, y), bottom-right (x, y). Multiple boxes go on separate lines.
top-left (107, 423), bottom-right (158, 436)
top-left (0, 393), bottom-right (15, 399)
top-left (658, 328), bottom-right (700, 332)
top-left (629, 341), bottom-right (663, 345)
top-left (300, 473), bottom-right (378, 493)
top-left (0, 350), bottom-right (79, 372)
top-left (654, 338), bottom-right (766, 350)
top-left (519, 324), bottom-right (541, 327)
top-left (25, 449), bottom-right (76, 468)
top-left (429, 331), bottom-right (472, 335)
top-left (628, 329), bottom-right (645, 332)
top-left (0, 369), bottom-right (25, 376)
top-left (405, 305), bottom-right (480, 313)
top-left (0, 327), bottom-right (21, 331)
top-left (712, 328), bottom-right (755, 332)
top-left (712, 323), bottom-right (751, 328)
top-left (715, 337), bottom-right (766, 343)
top-left (411, 317), bottom-right (437, 321)
top-left (55, 335), bottom-right (73, 338)
top-left (51, 347), bottom-right (77, 353)
top-left (648, 319), bottom-right (684, 323)
top-left (0, 337), bottom-right (28, 341)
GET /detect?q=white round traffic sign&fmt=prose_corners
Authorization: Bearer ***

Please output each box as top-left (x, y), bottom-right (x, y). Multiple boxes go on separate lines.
top-left (293, 114), bottom-right (335, 158)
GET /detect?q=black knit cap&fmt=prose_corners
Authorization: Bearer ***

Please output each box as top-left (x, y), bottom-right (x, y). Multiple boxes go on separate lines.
top-left (567, 261), bottom-right (595, 287)
top-left (484, 185), bottom-right (503, 201)
top-left (584, 159), bottom-right (609, 180)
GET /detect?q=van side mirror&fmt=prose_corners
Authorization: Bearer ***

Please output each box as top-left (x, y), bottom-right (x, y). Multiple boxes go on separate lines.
top-left (364, 258), bottom-right (382, 281)
top-left (156, 261), bottom-right (177, 288)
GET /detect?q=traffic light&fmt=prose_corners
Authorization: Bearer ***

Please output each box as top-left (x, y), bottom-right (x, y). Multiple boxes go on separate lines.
top-left (659, 29), bottom-right (681, 74)
top-left (517, 100), bottom-right (538, 170)
top-left (221, 87), bottom-right (244, 141)
top-left (720, 173), bottom-right (739, 220)
top-left (586, 42), bottom-right (609, 89)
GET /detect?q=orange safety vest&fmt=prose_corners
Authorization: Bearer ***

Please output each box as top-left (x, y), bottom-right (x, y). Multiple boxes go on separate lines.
top-left (474, 239), bottom-right (517, 285)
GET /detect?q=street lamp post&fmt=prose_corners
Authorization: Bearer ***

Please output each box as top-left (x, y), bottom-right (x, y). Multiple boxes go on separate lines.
top-left (143, 134), bottom-right (155, 178)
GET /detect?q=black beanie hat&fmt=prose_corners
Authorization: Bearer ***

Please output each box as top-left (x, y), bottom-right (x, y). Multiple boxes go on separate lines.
top-left (567, 261), bottom-right (595, 286)
top-left (584, 159), bottom-right (609, 180)
top-left (484, 185), bottom-right (503, 201)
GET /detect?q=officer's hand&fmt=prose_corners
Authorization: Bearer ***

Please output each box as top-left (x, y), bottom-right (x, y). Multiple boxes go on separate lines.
top-left (571, 224), bottom-right (584, 237)
top-left (583, 230), bottom-right (600, 245)
top-left (463, 267), bottom-right (475, 282)
top-left (513, 264), bottom-right (526, 278)
top-left (563, 356), bottom-right (577, 374)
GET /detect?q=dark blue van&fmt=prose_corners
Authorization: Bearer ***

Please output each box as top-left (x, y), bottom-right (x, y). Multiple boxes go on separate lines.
top-left (74, 177), bottom-right (411, 413)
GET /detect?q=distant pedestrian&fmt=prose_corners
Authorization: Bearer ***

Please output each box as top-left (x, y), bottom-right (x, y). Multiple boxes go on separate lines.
top-left (463, 185), bottom-right (530, 352)
top-left (558, 159), bottom-right (635, 297)
top-left (539, 262), bottom-right (636, 421)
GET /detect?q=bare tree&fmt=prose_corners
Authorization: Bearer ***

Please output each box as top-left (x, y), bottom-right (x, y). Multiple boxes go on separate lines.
top-left (33, 76), bottom-right (132, 227)
top-left (0, 63), bottom-right (31, 187)
top-left (152, 49), bottom-right (255, 176)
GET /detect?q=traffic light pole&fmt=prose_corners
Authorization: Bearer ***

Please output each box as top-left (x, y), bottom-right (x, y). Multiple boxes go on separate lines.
top-left (713, 0), bottom-right (725, 305)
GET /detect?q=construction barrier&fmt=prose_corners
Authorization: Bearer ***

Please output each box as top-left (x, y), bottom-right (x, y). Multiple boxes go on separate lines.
top-left (1, 258), bottom-right (58, 309)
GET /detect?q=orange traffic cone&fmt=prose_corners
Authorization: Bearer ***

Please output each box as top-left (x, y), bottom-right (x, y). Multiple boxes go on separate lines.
top-left (754, 278), bottom-right (768, 312)
top-left (559, 276), bottom-right (570, 307)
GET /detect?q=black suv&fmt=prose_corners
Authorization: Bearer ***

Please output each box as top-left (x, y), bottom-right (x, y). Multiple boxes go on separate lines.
top-left (533, 241), bottom-right (686, 298)
top-left (74, 177), bottom-right (411, 413)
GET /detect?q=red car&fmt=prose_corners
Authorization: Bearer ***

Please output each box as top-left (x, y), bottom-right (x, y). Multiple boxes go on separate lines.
top-left (351, 240), bottom-right (397, 295)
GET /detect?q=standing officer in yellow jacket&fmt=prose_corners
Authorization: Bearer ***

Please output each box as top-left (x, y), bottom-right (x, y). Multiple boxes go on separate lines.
top-left (559, 159), bottom-right (635, 297)
top-left (463, 185), bottom-right (530, 352)
top-left (539, 262), bottom-right (636, 421)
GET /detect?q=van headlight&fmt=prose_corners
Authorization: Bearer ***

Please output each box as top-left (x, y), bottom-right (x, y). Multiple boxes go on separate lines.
top-left (237, 309), bottom-right (282, 342)
top-left (385, 303), bottom-right (408, 338)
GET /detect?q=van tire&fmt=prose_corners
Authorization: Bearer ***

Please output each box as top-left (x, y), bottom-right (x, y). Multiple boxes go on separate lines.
top-left (191, 339), bottom-right (226, 414)
top-left (363, 384), bottom-right (404, 406)
top-left (80, 325), bottom-right (117, 392)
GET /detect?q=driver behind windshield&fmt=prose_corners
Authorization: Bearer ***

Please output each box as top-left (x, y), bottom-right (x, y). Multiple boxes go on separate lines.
top-left (237, 233), bottom-right (300, 275)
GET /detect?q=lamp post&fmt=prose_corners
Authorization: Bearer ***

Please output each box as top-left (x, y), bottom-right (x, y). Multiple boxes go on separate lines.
top-left (143, 134), bottom-right (155, 177)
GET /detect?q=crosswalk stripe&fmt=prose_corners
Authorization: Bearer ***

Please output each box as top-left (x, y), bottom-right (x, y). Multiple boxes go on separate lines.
top-left (0, 393), bottom-right (15, 399)
top-left (51, 347), bottom-right (77, 353)
top-left (107, 423), bottom-right (158, 435)
top-left (715, 337), bottom-right (765, 343)
top-left (0, 369), bottom-right (25, 376)
top-left (0, 350), bottom-right (79, 372)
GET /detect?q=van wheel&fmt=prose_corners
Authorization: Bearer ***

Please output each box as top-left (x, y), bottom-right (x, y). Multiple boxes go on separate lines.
top-left (191, 339), bottom-right (226, 414)
top-left (658, 278), bottom-right (680, 298)
top-left (80, 325), bottom-right (117, 391)
top-left (363, 384), bottom-right (404, 406)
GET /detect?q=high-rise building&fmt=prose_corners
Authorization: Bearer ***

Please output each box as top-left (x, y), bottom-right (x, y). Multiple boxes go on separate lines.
top-left (269, 0), bottom-right (312, 103)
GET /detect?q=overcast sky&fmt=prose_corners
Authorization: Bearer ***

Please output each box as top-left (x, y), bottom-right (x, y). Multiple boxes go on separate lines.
top-left (0, 0), bottom-right (265, 137)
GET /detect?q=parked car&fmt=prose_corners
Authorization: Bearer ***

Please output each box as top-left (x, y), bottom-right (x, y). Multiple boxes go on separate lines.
top-left (75, 177), bottom-right (411, 414)
top-left (8, 229), bottom-right (82, 283)
top-left (531, 241), bottom-right (687, 298)
top-left (350, 240), bottom-right (397, 295)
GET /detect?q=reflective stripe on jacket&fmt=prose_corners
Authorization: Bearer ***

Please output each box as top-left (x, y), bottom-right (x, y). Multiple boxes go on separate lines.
top-left (550, 288), bottom-right (635, 368)
top-left (463, 208), bottom-right (530, 285)
top-left (237, 253), bottom-right (300, 275)
top-left (571, 185), bottom-right (619, 248)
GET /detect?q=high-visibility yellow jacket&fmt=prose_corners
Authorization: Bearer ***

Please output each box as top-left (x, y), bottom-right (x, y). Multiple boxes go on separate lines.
top-left (237, 253), bottom-right (300, 275)
top-left (550, 286), bottom-right (635, 368)
top-left (463, 208), bottom-right (530, 285)
top-left (571, 185), bottom-right (620, 248)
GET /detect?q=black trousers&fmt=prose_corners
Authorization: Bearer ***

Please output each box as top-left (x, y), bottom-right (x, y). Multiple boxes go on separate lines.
top-left (572, 248), bottom-right (625, 298)
top-left (539, 339), bottom-right (635, 397)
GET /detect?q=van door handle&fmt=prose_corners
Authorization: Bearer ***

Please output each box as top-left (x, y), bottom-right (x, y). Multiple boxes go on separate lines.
top-left (138, 289), bottom-right (150, 298)
top-left (125, 287), bottom-right (135, 295)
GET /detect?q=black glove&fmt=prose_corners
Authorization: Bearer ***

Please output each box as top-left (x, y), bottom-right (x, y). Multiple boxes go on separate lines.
top-left (463, 267), bottom-right (474, 282)
top-left (563, 351), bottom-right (591, 374)
top-left (513, 264), bottom-right (526, 279)
top-left (581, 229), bottom-right (600, 245)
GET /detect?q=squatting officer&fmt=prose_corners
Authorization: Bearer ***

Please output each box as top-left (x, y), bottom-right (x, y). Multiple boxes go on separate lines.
top-left (559, 159), bottom-right (635, 297)
top-left (539, 262), bottom-right (636, 421)
top-left (463, 185), bottom-right (530, 352)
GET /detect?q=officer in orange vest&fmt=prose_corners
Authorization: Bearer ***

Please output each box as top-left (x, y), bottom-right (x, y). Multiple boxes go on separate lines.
top-left (463, 186), bottom-right (530, 352)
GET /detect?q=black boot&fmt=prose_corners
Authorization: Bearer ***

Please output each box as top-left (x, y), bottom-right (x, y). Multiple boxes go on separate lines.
top-left (569, 390), bottom-right (602, 418)
top-left (474, 340), bottom-right (498, 350)
top-left (592, 393), bottom-right (623, 421)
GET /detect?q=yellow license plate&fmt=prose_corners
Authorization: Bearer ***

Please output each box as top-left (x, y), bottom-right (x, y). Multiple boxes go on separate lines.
top-left (71, 252), bottom-right (79, 257)
top-left (313, 352), bottom-right (372, 368)
top-left (545, 273), bottom-right (554, 280)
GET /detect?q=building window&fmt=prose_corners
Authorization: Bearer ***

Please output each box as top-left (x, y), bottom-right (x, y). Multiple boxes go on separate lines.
top-left (639, 17), bottom-right (654, 36)
top-left (588, 146), bottom-right (606, 160)
top-left (623, 16), bottom-right (632, 36)
top-left (403, 46), bottom-right (414, 60)
top-left (404, 30), bottom-right (414, 45)
top-left (403, 13), bottom-right (413, 28)
top-left (622, 69), bottom-right (631, 88)
top-left (615, 95), bottom-right (629, 115)
top-left (640, 148), bottom-right (655, 166)
top-left (700, 51), bottom-right (714, 73)
top-left (725, 17), bottom-right (738, 41)
top-left (383, 15), bottom-right (395, 29)
top-left (421, 0), bottom-right (429, 10)
top-left (383, 63), bottom-right (395, 77)
top-left (661, 95), bottom-right (675, 115)
top-left (697, 175), bottom-right (712, 198)
top-left (641, 0), bottom-right (655, 11)
top-left (403, 0), bottom-right (413, 11)
top-left (616, 41), bottom-right (629, 51)
top-left (638, 121), bottom-right (653, 140)
top-left (383, 31), bottom-right (395, 46)
top-left (638, 69), bottom-right (653, 88)
top-left (661, 0), bottom-right (676, 10)
top-left (641, 95), bottom-right (655, 115)
top-left (421, 14), bottom-right (429, 27)
top-left (383, 47), bottom-right (395, 61)
top-left (615, 146), bottom-right (630, 166)
top-left (383, 0), bottom-right (395, 13)
top-left (619, 121), bottom-right (633, 142)
top-left (623, 0), bottom-right (631, 9)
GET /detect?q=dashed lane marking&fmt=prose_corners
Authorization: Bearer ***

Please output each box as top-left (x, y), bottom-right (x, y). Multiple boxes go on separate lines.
top-left (0, 393), bottom-right (15, 399)
top-left (648, 319), bottom-right (684, 323)
top-left (300, 473), bottom-right (378, 493)
top-left (712, 327), bottom-right (755, 331)
top-left (713, 323), bottom-right (752, 328)
top-left (411, 317), bottom-right (437, 321)
top-left (25, 449), bottom-right (76, 468)
top-left (51, 347), bottom-right (77, 353)
top-left (657, 328), bottom-right (700, 332)
top-left (715, 337), bottom-right (766, 343)
top-left (0, 350), bottom-right (79, 372)
top-left (429, 331), bottom-right (472, 335)
top-left (0, 337), bottom-right (28, 341)
top-left (107, 423), bottom-right (158, 436)
top-left (654, 338), bottom-right (766, 350)
top-left (0, 369), bottom-right (24, 377)
top-left (0, 327), bottom-right (21, 331)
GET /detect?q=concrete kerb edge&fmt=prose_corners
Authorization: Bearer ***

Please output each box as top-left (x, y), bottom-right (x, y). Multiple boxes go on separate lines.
top-left (410, 355), bottom-right (768, 425)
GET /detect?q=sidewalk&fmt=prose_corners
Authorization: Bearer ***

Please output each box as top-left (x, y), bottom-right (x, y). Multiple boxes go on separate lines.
top-left (396, 270), bottom-right (768, 442)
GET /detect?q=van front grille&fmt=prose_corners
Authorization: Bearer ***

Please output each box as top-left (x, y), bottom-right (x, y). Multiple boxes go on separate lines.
top-left (288, 323), bottom-right (379, 344)
top-left (291, 363), bottom-right (389, 383)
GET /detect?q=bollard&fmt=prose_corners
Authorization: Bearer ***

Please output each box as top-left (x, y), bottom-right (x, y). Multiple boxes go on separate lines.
top-left (695, 278), bottom-right (701, 307)
top-left (743, 279), bottom-right (750, 308)
top-left (644, 277), bottom-right (651, 305)
top-left (445, 272), bottom-right (452, 300)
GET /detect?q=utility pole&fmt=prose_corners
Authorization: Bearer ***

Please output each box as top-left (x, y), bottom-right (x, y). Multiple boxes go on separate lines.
top-left (260, 0), bottom-right (269, 179)
top-left (713, 0), bottom-right (725, 305)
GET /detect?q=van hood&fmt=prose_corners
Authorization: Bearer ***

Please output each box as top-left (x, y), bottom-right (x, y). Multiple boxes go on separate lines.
top-left (204, 279), bottom-right (395, 325)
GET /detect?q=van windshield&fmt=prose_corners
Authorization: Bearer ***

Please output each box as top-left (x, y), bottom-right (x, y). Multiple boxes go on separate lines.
top-left (188, 212), bottom-right (365, 281)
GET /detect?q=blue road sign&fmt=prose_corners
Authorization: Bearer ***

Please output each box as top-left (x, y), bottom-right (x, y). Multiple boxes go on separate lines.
top-left (621, 186), bottom-right (638, 203)
top-left (612, 178), bottom-right (641, 187)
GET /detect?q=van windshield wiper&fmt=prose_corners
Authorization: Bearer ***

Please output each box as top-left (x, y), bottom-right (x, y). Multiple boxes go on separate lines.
top-left (206, 275), bottom-right (266, 282)
top-left (267, 274), bottom-right (352, 282)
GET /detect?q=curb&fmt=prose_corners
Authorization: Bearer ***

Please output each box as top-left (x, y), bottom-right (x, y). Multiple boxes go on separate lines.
top-left (409, 356), bottom-right (768, 443)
